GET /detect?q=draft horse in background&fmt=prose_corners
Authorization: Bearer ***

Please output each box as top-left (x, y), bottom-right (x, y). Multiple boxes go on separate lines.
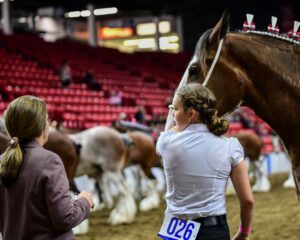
top-left (69, 126), bottom-right (161, 225)
top-left (120, 129), bottom-right (162, 211)
top-left (169, 10), bottom-right (300, 200)
top-left (232, 131), bottom-right (269, 192)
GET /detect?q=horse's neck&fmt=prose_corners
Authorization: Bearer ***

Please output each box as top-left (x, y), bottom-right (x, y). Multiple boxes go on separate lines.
top-left (231, 33), bottom-right (300, 151)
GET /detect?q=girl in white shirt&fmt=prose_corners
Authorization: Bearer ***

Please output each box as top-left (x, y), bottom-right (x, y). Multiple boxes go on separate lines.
top-left (157, 83), bottom-right (254, 240)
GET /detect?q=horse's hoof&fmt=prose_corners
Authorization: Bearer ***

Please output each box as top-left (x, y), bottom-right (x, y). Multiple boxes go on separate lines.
top-left (283, 179), bottom-right (296, 188)
top-left (139, 195), bottom-right (160, 211)
top-left (252, 184), bottom-right (271, 192)
top-left (73, 219), bottom-right (89, 235)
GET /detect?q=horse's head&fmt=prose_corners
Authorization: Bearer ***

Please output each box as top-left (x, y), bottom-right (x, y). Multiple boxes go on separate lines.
top-left (181, 10), bottom-right (247, 116)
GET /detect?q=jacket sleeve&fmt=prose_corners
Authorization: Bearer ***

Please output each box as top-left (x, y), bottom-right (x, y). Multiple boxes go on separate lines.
top-left (42, 152), bottom-right (90, 231)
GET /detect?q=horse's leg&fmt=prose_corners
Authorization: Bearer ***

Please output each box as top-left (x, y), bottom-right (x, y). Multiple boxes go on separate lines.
top-left (283, 164), bottom-right (296, 188)
top-left (252, 157), bottom-right (271, 192)
top-left (107, 171), bottom-right (137, 225)
top-left (99, 171), bottom-right (115, 209)
top-left (123, 165), bottom-right (143, 200)
top-left (137, 165), bottom-right (160, 211)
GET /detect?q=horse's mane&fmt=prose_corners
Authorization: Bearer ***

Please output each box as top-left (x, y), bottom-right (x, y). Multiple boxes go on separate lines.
top-left (242, 30), bottom-right (300, 47)
top-left (195, 27), bottom-right (300, 94)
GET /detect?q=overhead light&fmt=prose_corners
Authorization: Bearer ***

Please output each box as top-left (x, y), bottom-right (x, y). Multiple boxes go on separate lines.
top-left (18, 17), bottom-right (27, 23)
top-left (123, 39), bottom-right (140, 47)
top-left (65, 7), bottom-right (117, 18)
top-left (159, 35), bottom-right (179, 42)
top-left (123, 38), bottom-right (156, 49)
top-left (94, 7), bottom-right (118, 16)
top-left (66, 11), bottom-right (81, 18)
top-left (80, 10), bottom-right (91, 17)
top-left (137, 23), bottom-right (156, 36)
top-left (159, 21), bottom-right (171, 34)
top-left (138, 38), bottom-right (156, 49)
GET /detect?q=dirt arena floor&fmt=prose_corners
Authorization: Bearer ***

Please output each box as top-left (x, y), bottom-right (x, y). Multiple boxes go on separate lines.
top-left (77, 173), bottom-right (300, 240)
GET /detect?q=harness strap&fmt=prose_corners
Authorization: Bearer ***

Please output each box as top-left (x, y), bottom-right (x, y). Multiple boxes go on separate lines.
top-left (202, 38), bottom-right (224, 87)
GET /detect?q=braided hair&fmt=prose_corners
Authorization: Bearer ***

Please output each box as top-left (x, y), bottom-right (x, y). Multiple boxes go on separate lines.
top-left (175, 83), bottom-right (229, 136)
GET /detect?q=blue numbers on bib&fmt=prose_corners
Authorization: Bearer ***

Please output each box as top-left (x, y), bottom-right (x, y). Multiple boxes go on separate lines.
top-left (166, 217), bottom-right (196, 240)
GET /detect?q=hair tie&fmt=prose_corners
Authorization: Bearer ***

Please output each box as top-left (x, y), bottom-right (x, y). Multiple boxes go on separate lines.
top-left (9, 137), bottom-right (19, 148)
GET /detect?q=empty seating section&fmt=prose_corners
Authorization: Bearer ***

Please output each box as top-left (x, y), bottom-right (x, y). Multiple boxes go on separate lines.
top-left (0, 32), bottom-right (278, 155)
top-left (0, 33), bottom-right (189, 128)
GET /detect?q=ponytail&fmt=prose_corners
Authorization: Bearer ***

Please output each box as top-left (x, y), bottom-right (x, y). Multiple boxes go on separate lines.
top-left (0, 140), bottom-right (23, 186)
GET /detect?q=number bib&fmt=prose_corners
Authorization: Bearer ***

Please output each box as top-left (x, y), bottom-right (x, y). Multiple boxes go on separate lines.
top-left (158, 213), bottom-right (201, 240)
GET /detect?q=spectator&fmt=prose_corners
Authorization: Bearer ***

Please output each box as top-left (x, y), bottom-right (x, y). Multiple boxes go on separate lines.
top-left (60, 60), bottom-right (72, 88)
top-left (0, 96), bottom-right (94, 239)
top-left (83, 70), bottom-right (102, 91)
top-left (134, 104), bottom-right (146, 124)
top-left (109, 90), bottom-right (123, 106)
top-left (118, 112), bottom-right (128, 121)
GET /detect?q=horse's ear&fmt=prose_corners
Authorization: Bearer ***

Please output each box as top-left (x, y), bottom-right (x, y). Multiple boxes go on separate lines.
top-left (208, 8), bottom-right (230, 45)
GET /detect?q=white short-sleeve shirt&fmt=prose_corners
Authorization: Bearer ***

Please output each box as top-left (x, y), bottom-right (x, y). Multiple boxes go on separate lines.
top-left (156, 123), bottom-right (244, 219)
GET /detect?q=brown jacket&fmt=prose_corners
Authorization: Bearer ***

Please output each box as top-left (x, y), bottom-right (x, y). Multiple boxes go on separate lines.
top-left (0, 141), bottom-right (90, 240)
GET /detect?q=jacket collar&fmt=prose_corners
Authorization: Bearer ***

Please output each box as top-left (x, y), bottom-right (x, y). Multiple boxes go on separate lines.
top-left (21, 140), bottom-right (42, 148)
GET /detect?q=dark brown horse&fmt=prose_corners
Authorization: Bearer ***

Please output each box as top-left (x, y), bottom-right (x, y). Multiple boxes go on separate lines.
top-left (233, 131), bottom-right (263, 162)
top-left (127, 131), bottom-right (157, 178)
top-left (45, 129), bottom-right (80, 181)
top-left (233, 130), bottom-right (270, 192)
top-left (170, 10), bottom-right (300, 199)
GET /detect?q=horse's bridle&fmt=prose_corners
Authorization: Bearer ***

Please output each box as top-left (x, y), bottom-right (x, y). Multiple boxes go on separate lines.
top-left (202, 39), bottom-right (224, 87)
top-left (201, 38), bottom-right (243, 116)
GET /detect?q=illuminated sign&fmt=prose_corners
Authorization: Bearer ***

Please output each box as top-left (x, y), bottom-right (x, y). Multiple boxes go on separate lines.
top-left (99, 27), bottom-right (133, 39)
top-left (136, 21), bottom-right (171, 36)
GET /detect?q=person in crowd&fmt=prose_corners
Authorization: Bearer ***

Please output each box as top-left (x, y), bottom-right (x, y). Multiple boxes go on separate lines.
top-left (0, 96), bottom-right (94, 240)
top-left (134, 104), bottom-right (146, 124)
top-left (60, 60), bottom-right (72, 88)
top-left (83, 69), bottom-right (102, 91)
top-left (157, 83), bottom-right (254, 240)
top-left (109, 90), bottom-right (123, 106)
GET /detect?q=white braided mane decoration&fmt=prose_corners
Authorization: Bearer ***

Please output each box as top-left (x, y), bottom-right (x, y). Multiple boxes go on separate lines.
top-left (241, 14), bottom-right (300, 46)
top-left (242, 30), bottom-right (300, 46)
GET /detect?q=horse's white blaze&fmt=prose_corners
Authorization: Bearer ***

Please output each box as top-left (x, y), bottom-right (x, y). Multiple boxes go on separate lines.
top-left (165, 55), bottom-right (197, 131)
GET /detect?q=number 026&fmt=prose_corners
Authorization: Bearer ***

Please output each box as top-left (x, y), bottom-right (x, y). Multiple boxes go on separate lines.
top-left (166, 217), bottom-right (195, 240)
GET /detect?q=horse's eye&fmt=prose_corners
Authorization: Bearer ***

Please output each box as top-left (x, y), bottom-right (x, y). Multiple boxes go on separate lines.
top-left (189, 65), bottom-right (200, 76)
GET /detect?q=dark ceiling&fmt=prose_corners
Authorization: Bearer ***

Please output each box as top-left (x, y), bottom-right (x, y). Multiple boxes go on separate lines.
top-left (5, 0), bottom-right (300, 50)
top-left (10, 0), bottom-right (299, 15)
